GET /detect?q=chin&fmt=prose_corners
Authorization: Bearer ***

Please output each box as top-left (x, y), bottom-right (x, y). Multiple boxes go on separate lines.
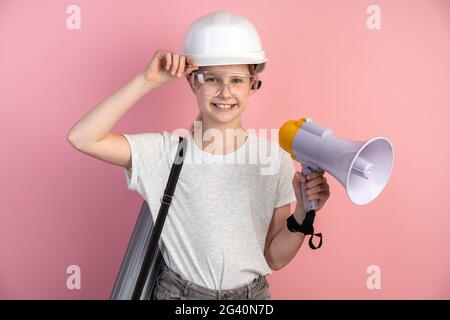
top-left (211, 110), bottom-right (241, 123)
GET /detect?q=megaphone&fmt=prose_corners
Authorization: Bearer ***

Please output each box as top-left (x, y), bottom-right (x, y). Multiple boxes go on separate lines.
top-left (279, 117), bottom-right (394, 209)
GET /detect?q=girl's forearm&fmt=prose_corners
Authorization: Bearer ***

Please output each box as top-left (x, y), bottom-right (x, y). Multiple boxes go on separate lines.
top-left (67, 73), bottom-right (156, 148)
top-left (265, 208), bottom-right (307, 270)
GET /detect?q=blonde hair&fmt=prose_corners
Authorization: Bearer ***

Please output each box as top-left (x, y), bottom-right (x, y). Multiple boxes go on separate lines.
top-left (189, 64), bottom-right (262, 134)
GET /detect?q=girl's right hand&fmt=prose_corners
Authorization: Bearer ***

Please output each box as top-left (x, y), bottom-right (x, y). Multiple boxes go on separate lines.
top-left (142, 50), bottom-right (199, 88)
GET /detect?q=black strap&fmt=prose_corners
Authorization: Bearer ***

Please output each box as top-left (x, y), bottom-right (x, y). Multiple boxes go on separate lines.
top-left (132, 136), bottom-right (187, 300)
top-left (303, 210), bottom-right (323, 250)
top-left (287, 210), bottom-right (323, 250)
top-left (308, 232), bottom-right (323, 250)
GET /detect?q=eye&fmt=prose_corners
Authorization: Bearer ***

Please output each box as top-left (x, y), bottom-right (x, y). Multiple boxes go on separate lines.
top-left (231, 78), bottom-right (243, 84)
top-left (205, 77), bottom-right (218, 82)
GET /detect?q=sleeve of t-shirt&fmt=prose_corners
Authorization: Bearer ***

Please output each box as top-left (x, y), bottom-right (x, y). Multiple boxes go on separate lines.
top-left (120, 131), bottom-right (176, 198)
top-left (274, 149), bottom-right (297, 208)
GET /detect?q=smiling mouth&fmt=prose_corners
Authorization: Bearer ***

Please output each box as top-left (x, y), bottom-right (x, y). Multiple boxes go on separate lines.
top-left (211, 103), bottom-right (238, 111)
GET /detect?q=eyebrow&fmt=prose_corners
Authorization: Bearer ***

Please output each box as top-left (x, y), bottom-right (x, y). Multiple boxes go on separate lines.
top-left (203, 72), bottom-right (251, 77)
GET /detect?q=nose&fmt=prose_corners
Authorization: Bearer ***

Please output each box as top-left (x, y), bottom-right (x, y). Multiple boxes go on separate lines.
top-left (217, 83), bottom-right (233, 98)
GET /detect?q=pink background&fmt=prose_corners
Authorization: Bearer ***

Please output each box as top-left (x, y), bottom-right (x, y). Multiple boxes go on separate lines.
top-left (1, 0), bottom-right (449, 299)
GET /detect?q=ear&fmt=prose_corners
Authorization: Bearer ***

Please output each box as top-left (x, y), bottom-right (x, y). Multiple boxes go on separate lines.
top-left (251, 80), bottom-right (262, 90)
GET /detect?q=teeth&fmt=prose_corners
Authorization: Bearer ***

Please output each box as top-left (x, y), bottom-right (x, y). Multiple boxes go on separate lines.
top-left (213, 104), bottom-right (235, 109)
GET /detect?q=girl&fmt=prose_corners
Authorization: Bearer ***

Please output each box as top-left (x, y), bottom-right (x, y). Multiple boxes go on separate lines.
top-left (67, 11), bottom-right (330, 300)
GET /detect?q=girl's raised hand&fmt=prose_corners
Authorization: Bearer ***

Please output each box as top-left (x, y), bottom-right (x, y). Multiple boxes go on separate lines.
top-left (142, 50), bottom-right (199, 88)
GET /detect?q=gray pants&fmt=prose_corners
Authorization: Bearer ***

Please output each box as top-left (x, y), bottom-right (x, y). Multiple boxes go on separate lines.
top-left (152, 260), bottom-right (271, 300)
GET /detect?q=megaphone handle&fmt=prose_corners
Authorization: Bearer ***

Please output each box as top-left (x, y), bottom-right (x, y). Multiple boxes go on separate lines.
top-left (301, 166), bottom-right (318, 211)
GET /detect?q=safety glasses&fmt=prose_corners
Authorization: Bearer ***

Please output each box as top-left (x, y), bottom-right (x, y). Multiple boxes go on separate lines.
top-left (189, 70), bottom-right (262, 97)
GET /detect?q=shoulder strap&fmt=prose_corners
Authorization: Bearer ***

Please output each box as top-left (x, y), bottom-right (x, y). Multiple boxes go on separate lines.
top-left (132, 136), bottom-right (187, 300)
top-left (160, 136), bottom-right (187, 206)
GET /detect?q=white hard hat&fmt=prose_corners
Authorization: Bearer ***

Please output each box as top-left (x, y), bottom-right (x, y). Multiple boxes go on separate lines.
top-left (182, 11), bottom-right (268, 73)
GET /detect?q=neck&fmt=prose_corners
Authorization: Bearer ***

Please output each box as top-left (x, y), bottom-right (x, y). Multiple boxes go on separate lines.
top-left (192, 116), bottom-right (248, 154)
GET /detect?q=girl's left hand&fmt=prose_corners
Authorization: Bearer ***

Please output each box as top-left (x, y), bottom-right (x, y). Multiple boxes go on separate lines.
top-left (292, 170), bottom-right (330, 213)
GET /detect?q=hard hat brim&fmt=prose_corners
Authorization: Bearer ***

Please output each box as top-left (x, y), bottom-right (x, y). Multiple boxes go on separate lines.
top-left (184, 55), bottom-right (268, 69)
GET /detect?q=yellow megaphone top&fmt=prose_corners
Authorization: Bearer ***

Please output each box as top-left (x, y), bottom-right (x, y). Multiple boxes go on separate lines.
top-left (279, 118), bottom-right (308, 161)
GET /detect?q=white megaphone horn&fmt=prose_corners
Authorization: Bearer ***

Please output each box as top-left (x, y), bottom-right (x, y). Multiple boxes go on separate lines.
top-left (279, 117), bottom-right (394, 208)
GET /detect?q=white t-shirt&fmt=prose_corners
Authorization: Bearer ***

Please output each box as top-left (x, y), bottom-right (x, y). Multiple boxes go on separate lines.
top-left (121, 130), bottom-right (296, 290)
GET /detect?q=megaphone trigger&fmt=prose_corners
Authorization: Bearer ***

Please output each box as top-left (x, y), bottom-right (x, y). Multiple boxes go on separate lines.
top-left (301, 166), bottom-right (322, 211)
